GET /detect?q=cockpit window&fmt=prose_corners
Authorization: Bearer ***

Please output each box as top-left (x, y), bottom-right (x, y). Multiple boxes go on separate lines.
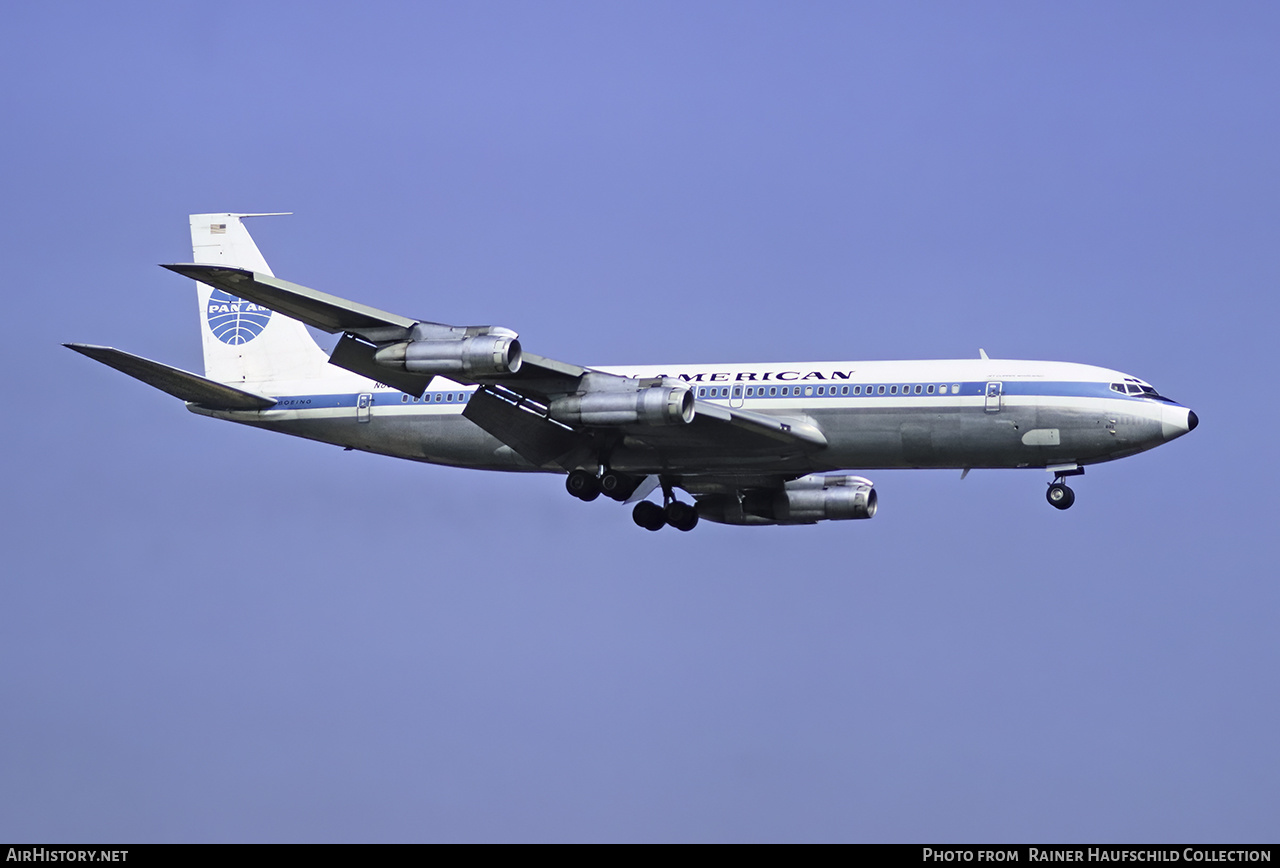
top-left (1111, 381), bottom-right (1175, 402)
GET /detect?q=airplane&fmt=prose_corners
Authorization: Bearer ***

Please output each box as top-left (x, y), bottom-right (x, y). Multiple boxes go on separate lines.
top-left (65, 212), bottom-right (1198, 531)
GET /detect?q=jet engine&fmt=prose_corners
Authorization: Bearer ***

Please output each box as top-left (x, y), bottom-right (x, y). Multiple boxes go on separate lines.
top-left (698, 475), bottom-right (878, 525)
top-left (373, 335), bottom-right (522, 378)
top-left (549, 385), bottom-right (695, 426)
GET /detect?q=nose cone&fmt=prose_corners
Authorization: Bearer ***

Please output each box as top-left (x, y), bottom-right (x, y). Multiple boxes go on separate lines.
top-left (1162, 405), bottom-right (1198, 441)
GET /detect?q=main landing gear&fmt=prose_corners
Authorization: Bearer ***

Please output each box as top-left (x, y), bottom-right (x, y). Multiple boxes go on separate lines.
top-left (567, 467), bottom-right (697, 529)
top-left (632, 477), bottom-right (699, 532)
top-left (633, 499), bottom-right (699, 532)
top-left (566, 468), bottom-right (643, 503)
top-left (1046, 466), bottom-right (1084, 511)
top-left (565, 468), bottom-right (601, 501)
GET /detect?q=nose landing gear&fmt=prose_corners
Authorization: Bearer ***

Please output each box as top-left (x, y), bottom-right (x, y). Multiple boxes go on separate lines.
top-left (1046, 465), bottom-right (1084, 510)
top-left (1046, 483), bottom-right (1075, 510)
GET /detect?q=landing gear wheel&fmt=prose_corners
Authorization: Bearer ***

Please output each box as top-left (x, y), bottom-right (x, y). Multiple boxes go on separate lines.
top-left (566, 469), bottom-right (601, 502)
top-left (1046, 483), bottom-right (1075, 510)
top-left (665, 500), bottom-right (699, 532)
top-left (632, 501), bottom-right (666, 531)
top-left (600, 470), bottom-right (639, 502)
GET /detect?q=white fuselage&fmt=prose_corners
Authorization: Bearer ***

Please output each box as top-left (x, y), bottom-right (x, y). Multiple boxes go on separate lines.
top-left (191, 357), bottom-right (1196, 479)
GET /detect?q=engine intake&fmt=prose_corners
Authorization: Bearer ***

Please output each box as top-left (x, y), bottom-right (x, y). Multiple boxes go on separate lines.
top-left (549, 386), bottom-right (694, 427)
top-left (374, 336), bottom-right (522, 378)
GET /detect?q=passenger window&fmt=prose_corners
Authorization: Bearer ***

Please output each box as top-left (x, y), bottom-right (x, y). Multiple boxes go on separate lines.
top-left (816, 386), bottom-right (824, 396)
top-left (927, 384), bottom-right (935, 394)
top-left (841, 386), bottom-right (849, 395)
top-left (878, 385), bottom-right (886, 395)
top-left (804, 386), bottom-right (813, 396)
top-left (890, 385), bottom-right (898, 395)
top-left (698, 388), bottom-right (707, 397)
top-left (769, 387), bottom-right (777, 396)
top-left (853, 386), bottom-right (861, 395)
top-left (952, 384), bottom-right (960, 393)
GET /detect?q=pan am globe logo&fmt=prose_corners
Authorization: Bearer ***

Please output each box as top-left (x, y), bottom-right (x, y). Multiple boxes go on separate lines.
top-left (207, 289), bottom-right (273, 345)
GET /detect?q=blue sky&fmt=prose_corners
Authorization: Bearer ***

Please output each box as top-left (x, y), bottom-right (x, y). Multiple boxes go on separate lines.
top-left (3, 1), bottom-right (1277, 842)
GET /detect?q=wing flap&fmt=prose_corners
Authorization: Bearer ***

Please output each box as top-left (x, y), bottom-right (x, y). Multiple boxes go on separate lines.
top-left (328, 333), bottom-right (435, 396)
top-left (65, 344), bottom-right (276, 410)
top-left (463, 385), bottom-right (586, 469)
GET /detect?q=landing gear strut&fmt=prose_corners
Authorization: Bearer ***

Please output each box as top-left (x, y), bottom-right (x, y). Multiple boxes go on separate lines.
top-left (1046, 466), bottom-right (1083, 510)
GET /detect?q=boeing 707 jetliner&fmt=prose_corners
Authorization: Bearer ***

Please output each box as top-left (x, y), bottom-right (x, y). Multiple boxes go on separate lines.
top-left (66, 213), bottom-right (1198, 531)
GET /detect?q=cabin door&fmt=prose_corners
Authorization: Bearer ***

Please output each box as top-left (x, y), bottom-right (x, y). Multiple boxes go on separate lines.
top-left (984, 381), bottom-right (1003, 413)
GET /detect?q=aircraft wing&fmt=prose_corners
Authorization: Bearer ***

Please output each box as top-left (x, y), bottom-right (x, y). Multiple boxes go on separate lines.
top-left (162, 264), bottom-right (588, 396)
top-left (163, 264), bottom-right (417, 333)
top-left (165, 263), bottom-right (827, 468)
top-left (462, 384), bottom-right (825, 471)
top-left (65, 344), bottom-right (277, 410)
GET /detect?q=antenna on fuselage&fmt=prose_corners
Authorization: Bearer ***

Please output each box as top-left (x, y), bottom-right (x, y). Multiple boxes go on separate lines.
top-left (979, 348), bottom-right (990, 360)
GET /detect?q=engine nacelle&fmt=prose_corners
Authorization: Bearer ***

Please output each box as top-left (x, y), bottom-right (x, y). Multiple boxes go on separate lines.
top-left (698, 475), bottom-right (877, 525)
top-left (374, 335), bottom-right (522, 378)
top-left (549, 386), bottom-right (695, 426)
top-left (774, 474), bottom-right (877, 522)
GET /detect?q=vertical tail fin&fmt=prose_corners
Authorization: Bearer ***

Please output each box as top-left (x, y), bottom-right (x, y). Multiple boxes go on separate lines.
top-left (190, 213), bottom-right (335, 389)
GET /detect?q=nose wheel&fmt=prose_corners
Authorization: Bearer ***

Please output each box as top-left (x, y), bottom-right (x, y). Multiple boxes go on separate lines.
top-left (1045, 466), bottom-right (1083, 510)
top-left (1046, 483), bottom-right (1075, 510)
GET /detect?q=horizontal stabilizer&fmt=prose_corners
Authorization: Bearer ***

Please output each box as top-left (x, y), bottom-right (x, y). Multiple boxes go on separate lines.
top-left (162, 264), bottom-right (418, 335)
top-left (65, 344), bottom-right (277, 410)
